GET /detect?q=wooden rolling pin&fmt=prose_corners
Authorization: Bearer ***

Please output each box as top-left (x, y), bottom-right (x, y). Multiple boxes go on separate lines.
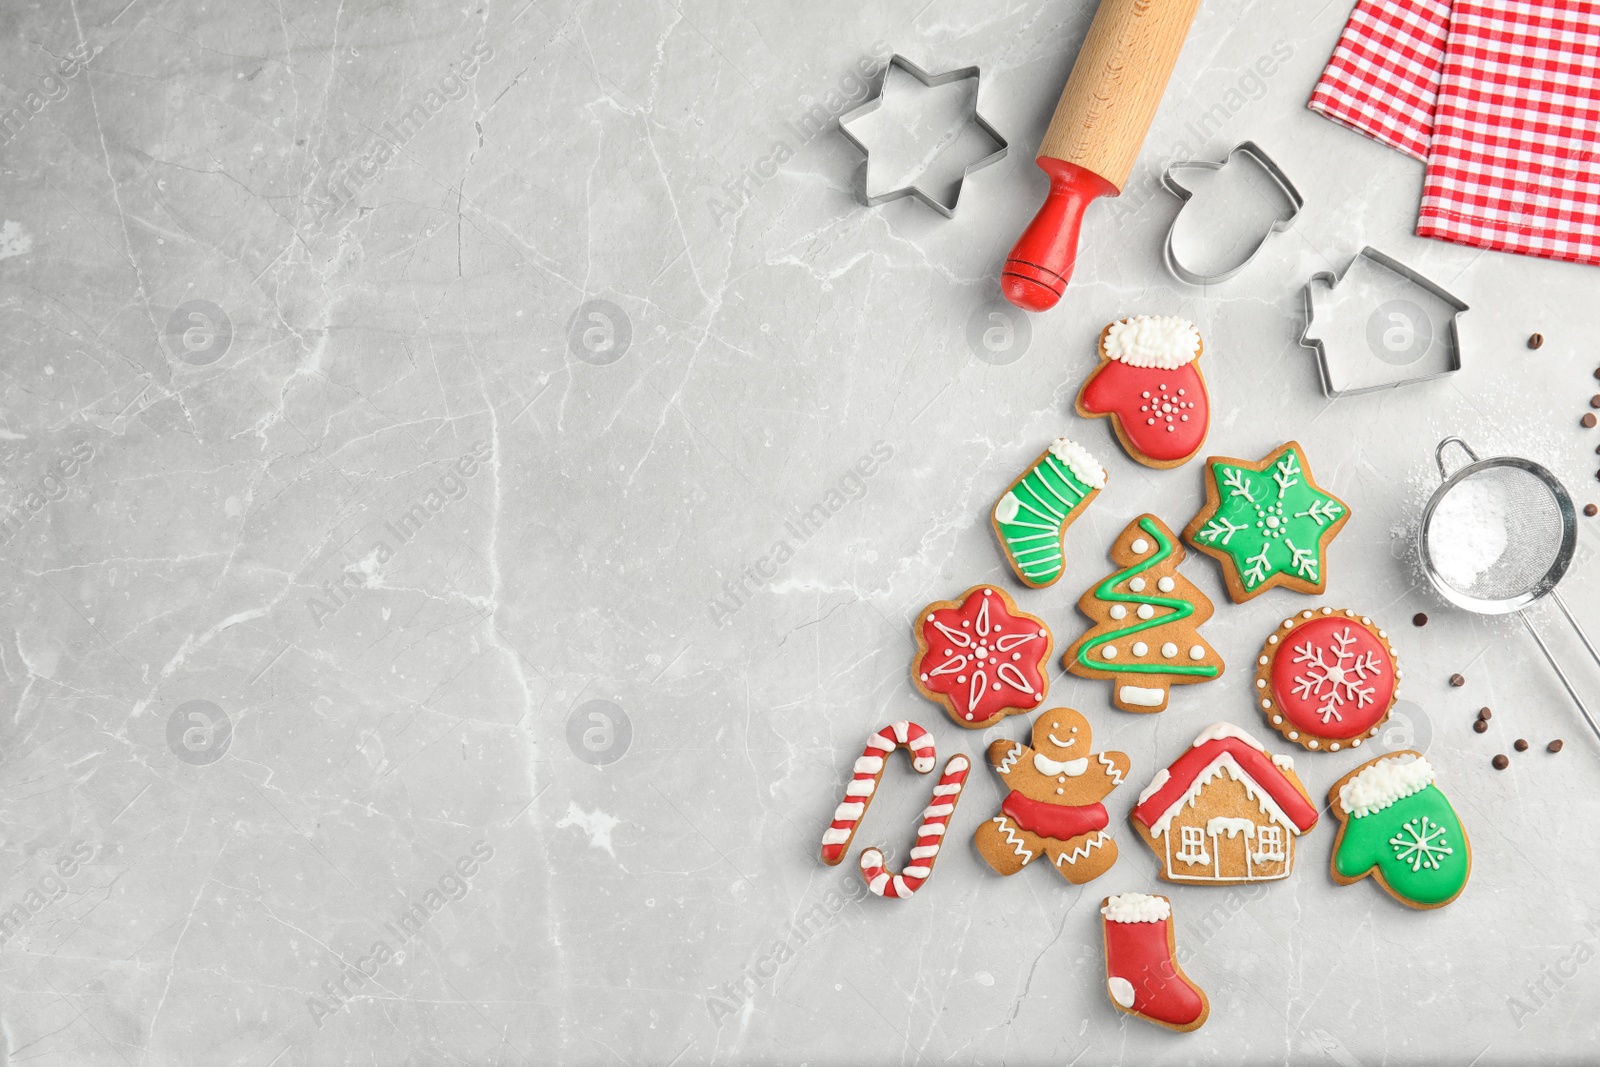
top-left (1001, 0), bottom-right (1204, 312)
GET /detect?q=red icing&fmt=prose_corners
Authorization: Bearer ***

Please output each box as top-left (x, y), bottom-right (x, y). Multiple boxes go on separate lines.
top-left (1268, 616), bottom-right (1396, 740)
top-left (916, 589), bottom-right (1049, 726)
top-left (1002, 791), bottom-right (1108, 840)
top-left (1103, 908), bottom-right (1206, 1028)
top-left (1080, 358), bottom-right (1208, 463)
top-left (1131, 736), bottom-right (1318, 834)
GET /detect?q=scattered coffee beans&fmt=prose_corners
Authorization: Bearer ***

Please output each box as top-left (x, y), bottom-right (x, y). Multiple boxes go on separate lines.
top-left (1587, 504), bottom-right (1599, 517)
top-left (1548, 739), bottom-right (1564, 753)
top-left (1449, 673), bottom-right (1465, 687)
top-left (1528, 333), bottom-right (1544, 349)
top-left (1514, 738), bottom-right (1529, 751)
top-left (1479, 707), bottom-right (1492, 720)
top-left (1584, 413), bottom-right (1598, 428)
top-left (1473, 719), bottom-right (1488, 734)
top-left (1413, 613), bottom-right (1428, 626)
top-left (1492, 754), bottom-right (1509, 770)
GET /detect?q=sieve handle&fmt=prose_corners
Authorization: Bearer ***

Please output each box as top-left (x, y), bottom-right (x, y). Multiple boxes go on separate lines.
top-left (1549, 590), bottom-right (1600, 744)
top-left (1435, 437), bottom-right (1481, 480)
top-left (1519, 608), bottom-right (1600, 745)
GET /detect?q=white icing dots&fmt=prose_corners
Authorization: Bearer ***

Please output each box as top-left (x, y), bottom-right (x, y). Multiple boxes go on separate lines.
top-left (1157, 576), bottom-right (1175, 592)
top-left (1131, 538), bottom-right (1150, 554)
top-left (1129, 577), bottom-right (1146, 593)
top-left (1161, 642), bottom-right (1178, 658)
top-left (1137, 604), bottom-right (1155, 620)
top-left (1188, 645), bottom-right (1205, 660)
top-left (1109, 605), bottom-right (1127, 620)
top-left (1102, 645), bottom-right (1118, 660)
top-left (1132, 642), bottom-right (1148, 656)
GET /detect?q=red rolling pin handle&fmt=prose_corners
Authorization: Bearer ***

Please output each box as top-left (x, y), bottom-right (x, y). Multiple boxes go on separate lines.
top-left (1000, 160), bottom-right (1118, 313)
top-left (998, 0), bottom-right (1203, 312)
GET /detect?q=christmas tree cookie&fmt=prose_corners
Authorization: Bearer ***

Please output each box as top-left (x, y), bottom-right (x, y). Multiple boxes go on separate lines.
top-left (1182, 441), bottom-right (1350, 603)
top-left (1063, 515), bottom-right (1223, 713)
top-left (991, 438), bottom-right (1106, 588)
top-left (1077, 316), bottom-right (1210, 469)
top-left (1328, 751), bottom-right (1471, 909)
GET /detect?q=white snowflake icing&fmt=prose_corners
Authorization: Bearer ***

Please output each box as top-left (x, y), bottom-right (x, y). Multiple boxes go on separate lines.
top-left (1389, 815), bottom-right (1453, 872)
top-left (1290, 626), bottom-right (1383, 723)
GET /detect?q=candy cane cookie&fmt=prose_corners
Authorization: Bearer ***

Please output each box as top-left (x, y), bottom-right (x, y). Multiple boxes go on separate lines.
top-left (860, 754), bottom-right (971, 898)
top-left (820, 721), bottom-right (937, 866)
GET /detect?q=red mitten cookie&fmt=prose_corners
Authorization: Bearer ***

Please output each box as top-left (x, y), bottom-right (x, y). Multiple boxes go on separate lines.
top-left (1076, 316), bottom-right (1209, 469)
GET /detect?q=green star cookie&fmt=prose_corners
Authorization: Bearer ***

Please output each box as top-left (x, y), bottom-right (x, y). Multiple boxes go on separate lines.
top-left (1181, 441), bottom-right (1350, 603)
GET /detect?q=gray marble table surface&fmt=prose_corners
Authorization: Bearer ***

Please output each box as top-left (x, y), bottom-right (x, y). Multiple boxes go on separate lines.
top-left (2, 0), bottom-right (1598, 1064)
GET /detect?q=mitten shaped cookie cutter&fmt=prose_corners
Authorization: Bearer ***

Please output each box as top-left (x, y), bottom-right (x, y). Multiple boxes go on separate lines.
top-left (1299, 247), bottom-right (1468, 397)
top-left (1160, 141), bottom-right (1303, 285)
top-left (837, 54), bottom-right (1008, 218)
top-left (819, 720), bottom-right (970, 898)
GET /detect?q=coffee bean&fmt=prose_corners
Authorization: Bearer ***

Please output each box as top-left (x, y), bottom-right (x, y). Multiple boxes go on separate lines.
top-left (1492, 754), bottom-right (1509, 769)
top-left (1528, 333), bottom-right (1544, 349)
top-left (1590, 395), bottom-right (1600, 409)
top-left (1584, 413), bottom-right (1598, 428)
top-left (1473, 719), bottom-right (1488, 733)
top-left (1413, 612), bottom-right (1428, 626)
top-left (1594, 367), bottom-right (1600, 381)
top-left (1548, 739), bottom-right (1564, 752)
top-left (1587, 504), bottom-right (1599, 517)
top-left (1479, 707), bottom-right (1492, 720)
top-left (1515, 738), bottom-right (1529, 751)
top-left (1449, 673), bottom-right (1465, 687)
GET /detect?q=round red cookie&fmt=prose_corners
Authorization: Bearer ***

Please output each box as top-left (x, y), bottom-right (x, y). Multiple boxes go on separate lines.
top-left (1253, 608), bottom-right (1399, 752)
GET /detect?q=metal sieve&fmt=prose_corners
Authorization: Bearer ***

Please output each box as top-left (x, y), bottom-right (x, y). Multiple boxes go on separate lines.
top-left (1418, 437), bottom-right (1600, 743)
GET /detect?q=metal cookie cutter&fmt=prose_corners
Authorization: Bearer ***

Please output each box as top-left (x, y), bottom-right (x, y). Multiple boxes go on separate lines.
top-left (1160, 141), bottom-right (1303, 285)
top-left (837, 54), bottom-right (1007, 218)
top-left (1299, 246), bottom-right (1469, 398)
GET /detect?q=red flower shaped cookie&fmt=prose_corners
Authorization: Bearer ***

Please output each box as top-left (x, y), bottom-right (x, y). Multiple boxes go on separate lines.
top-left (913, 586), bottom-right (1052, 729)
top-left (1076, 316), bottom-right (1210, 469)
top-left (1255, 608), bottom-right (1399, 752)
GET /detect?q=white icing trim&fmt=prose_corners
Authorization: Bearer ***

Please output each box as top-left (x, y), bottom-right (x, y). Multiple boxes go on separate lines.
top-left (1108, 976), bottom-right (1136, 1007)
top-left (1136, 767), bottom-right (1170, 805)
top-left (1119, 684), bottom-right (1166, 707)
top-left (1147, 752), bottom-right (1301, 839)
top-left (1338, 754), bottom-right (1435, 818)
top-left (1102, 892), bottom-right (1170, 923)
top-left (1034, 754), bottom-right (1088, 777)
top-left (1207, 816), bottom-right (1256, 838)
top-left (854, 756), bottom-right (884, 774)
top-left (1191, 722), bottom-right (1266, 751)
top-left (1271, 753), bottom-right (1295, 773)
top-left (1103, 315), bottom-right (1201, 369)
top-left (995, 491), bottom-right (1021, 523)
top-left (1048, 437), bottom-right (1107, 490)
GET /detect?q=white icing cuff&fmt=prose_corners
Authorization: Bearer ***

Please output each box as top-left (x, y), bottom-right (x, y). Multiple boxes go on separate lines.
top-left (1104, 315), bottom-right (1201, 369)
top-left (1339, 754), bottom-right (1435, 817)
top-left (1048, 437), bottom-right (1107, 490)
top-left (1102, 893), bottom-right (1170, 924)
top-left (1191, 721), bottom-right (1266, 751)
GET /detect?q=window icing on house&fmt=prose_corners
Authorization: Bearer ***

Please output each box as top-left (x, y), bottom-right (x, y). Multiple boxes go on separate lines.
top-left (1176, 825), bottom-right (1210, 865)
top-left (1253, 825), bottom-right (1285, 862)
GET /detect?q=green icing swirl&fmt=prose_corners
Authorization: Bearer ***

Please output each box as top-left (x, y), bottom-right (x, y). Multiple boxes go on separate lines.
top-left (1075, 517), bottom-right (1219, 677)
top-left (1336, 783), bottom-right (1468, 905)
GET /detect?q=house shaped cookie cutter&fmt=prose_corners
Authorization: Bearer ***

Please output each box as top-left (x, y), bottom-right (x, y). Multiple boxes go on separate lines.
top-left (837, 54), bottom-right (1008, 218)
top-left (1299, 246), bottom-right (1469, 398)
top-left (1160, 141), bottom-right (1303, 286)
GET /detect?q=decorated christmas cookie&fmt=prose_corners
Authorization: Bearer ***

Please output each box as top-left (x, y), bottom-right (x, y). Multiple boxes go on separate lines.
top-left (992, 437), bottom-right (1106, 588)
top-left (819, 721), bottom-right (971, 899)
top-left (1182, 441), bottom-right (1350, 602)
top-left (1076, 316), bottom-right (1210, 469)
top-left (914, 586), bottom-right (1052, 729)
top-left (974, 708), bottom-right (1130, 884)
top-left (1101, 893), bottom-right (1210, 1033)
top-left (1130, 722), bottom-right (1319, 885)
top-left (1063, 514), bottom-right (1223, 713)
top-left (1329, 750), bottom-right (1471, 909)
top-left (1255, 608), bottom-right (1400, 751)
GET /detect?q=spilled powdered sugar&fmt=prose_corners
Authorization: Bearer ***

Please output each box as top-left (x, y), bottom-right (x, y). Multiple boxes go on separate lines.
top-left (1426, 475), bottom-right (1510, 592)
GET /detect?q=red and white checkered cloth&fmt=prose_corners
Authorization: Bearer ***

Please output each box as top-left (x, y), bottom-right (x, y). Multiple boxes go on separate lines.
top-left (1310, 0), bottom-right (1600, 267)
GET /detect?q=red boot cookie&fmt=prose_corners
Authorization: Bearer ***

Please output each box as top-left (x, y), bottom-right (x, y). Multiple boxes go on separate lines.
top-left (1101, 892), bottom-right (1210, 1032)
top-left (1076, 316), bottom-right (1210, 469)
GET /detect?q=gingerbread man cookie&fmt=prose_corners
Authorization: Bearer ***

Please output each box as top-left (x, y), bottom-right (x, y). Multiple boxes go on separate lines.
top-left (973, 709), bottom-right (1129, 884)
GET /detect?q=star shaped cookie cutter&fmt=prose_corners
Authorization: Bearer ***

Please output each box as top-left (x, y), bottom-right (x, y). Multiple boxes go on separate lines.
top-left (837, 54), bottom-right (1008, 218)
